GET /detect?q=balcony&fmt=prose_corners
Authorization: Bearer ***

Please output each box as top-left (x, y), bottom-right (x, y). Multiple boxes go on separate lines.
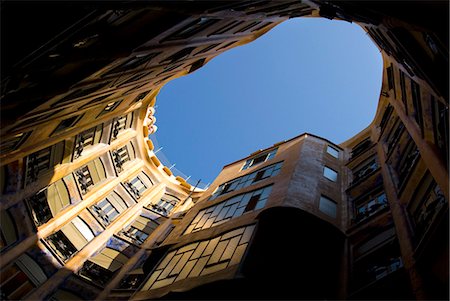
top-left (352, 193), bottom-right (389, 224)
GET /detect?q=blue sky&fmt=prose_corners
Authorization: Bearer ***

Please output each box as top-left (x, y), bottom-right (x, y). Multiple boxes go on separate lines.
top-left (152, 17), bottom-right (382, 186)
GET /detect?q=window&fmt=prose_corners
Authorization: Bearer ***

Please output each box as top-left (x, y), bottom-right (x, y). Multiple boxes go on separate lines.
top-left (399, 70), bottom-right (408, 113)
top-left (24, 141), bottom-right (65, 185)
top-left (133, 90), bottom-right (151, 103)
top-left (73, 125), bottom-right (103, 160)
top-left (51, 114), bottom-right (84, 135)
top-left (141, 224), bottom-right (255, 291)
top-left (195, 43), bottom-right (221, 55)
top-left (74, 159), bottom-right (106, 195)
top-left (431, 96), bottom-right (449, 167)
top-left (51, 82), bottom-right (108, 107)
top-left (104, 52), bottom-right (160, 76)
top-left (326, 145), bottom-right (339, 158)
top-left (234, 21), bottom-right (262, 33)
top-left (0, 210), bottom-right (17, 249)
top-left (45, 217), bottom-right (95, 262)
top-left (160, 47), bottom-right (195, 64)
top-left (319, 195), bottom-right (337, 218)
top-left (211, 162), bottom-right (282, 200)
top-left (379, 104), bottom-right (393, 133)
top-left (186, 186), bottom-right (272, 234)
top-left (162, 18), bottom-right (220, 41)
top-left (350, 138), bottom-right (372, 159)
top-left (150, 198), bottom-right (178, 217)
top-left (351, 158), bottom-right (378, 185)
top-left (79, 248), bottom-right (128, 287)
top-left (386, 64), bottom-right (395, 92)
top-left (110, 114), bottom-right (132, 142)
top-left (124, 175), bottom-right (148, 199)
top-left (395, 139), bottom-right (420, 190)
top-left (45, 230), bottom-right (78, 262)
top-left (119, 215), bottom-right (159, 245)
top-left (26, 179), bottom-right (70, 226)
top-left (90, 193), bottom-right (127, 227)
top-left (0, 131), bottom-right (32, 155)
top-left (385, 118), bottom-right (405, 155)
top-left (410, 79), bottom-right (423, 134)
top-left (209, 20), bottom-right (244, 36)
top-left (409, 173), bottom-right (447, 240)
top-left (97, 99), bottom-right (123, 117)
top-left (0, 254), bottom-right (47, 300)
top-left (242, 148), bottom-right (277, 170)
top-left (217, 41), bottom-right (238, 51)
top-left (323, 166), bottom-right (338, 182)
top-left (111, 145), bottom-right (132, 174)
top-left (353, 191), bottom-right (388, 223)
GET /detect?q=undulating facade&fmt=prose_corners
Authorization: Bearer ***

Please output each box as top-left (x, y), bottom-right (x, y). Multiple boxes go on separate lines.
top-left (0, 1), bottom-right (448, 300)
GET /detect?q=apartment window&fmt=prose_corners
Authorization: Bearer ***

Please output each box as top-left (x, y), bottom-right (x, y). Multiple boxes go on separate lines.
top-left (0, 131), bottom-right (32, 155)
top-left (90, 193), bottom-right (127, 227)
top-left (431, 96), bottom-right (449, 167)
top-left (395, 140), bottom-right (420, 190)
top-left (386, 64), bottom-right (395, 92)
top-left (0, 210), bottom-right (17, 249)
top-left (353, 191), bottom-right (388, 223)
top-left (319, 195), bottom-right (337, 218)
top-left (104, 52), bottom-right (160, 76)
top-left (117, 71), bottom-right (153, 88)
top-left (350, 138), bottom-right (372, 159)
top-left (386, 118), bottom-right (405, 156)
top-left (234, 21), bottom-right (262, 34)
top-left (141, 224), bottom-right (255, 291)
top-left (79, 261), bottom-right (114, 287)
top-left (210, 20), bottom-right (244, 36)
top-left (45, 231), bottom-right (78, 262)
top-left (211, 162), bottom-right (282, 200)
top-left (73, 125), bottom-right (103, 160)
top-left (326, 145), bottom-right (339, 158)
top-left (24, 141), bottom-right (65, 185)
top-left (125, 176), bottom-right (147, 199)
top-left (352, 229), bottom-right (402, 289)
top-left (195, 43), bottom-right (221, 55)
top-left (120, 215), bottom-right (159, 245)
top-left (110, 114), bottom-right (131, 142)
top-left (97, 99), bottom-right (123, 117)
top-left (186, 186), bottom-right (272, 234)
top-left (162, 18), bottom-right (220, 41)
top-left (74, 159), bottom-right (106, 195)
top-left (379, 104), bottom-right (393, 133)
top-left (111, 145), bottom-right (132, 174)
top-left (351, 158), bottom-right (379, 185)
top-left (399, 70), bottom-right (408, 113)
top-left (78, 93), bottom-right (115, 110)
top-left (0, 254), bottom-right (47, 300)
top-left (78, 247), bottom-right (129, 287)
top-left (217, 41), bottom-right (238, 51)
top-left (51, 82), bottom-right (107, 107)
top-left (133, 90), bottom-right (151, 103)
top-left (51, 114), bottom-right (84, 136)
top-left (242, 148), bottom-right (277, 170)
top-left (45, 217), bottom-right (94, 262)
top-left (323, 166), bottom-right (338, 182)
top-left (150, 198), bottom-right (177, 217)
top-left (410, 79), bottom-right (423, 135)
top-left (26, 180), bottom-right (70, 227)
top-left (409, 174), bottom-right (447, 240)
top-left (161, 47), bottom-right (196, 65)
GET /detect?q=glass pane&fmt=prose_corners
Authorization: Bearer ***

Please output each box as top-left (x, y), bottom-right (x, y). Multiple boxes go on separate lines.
top-left (323, 167), bottom-right (338, 182)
